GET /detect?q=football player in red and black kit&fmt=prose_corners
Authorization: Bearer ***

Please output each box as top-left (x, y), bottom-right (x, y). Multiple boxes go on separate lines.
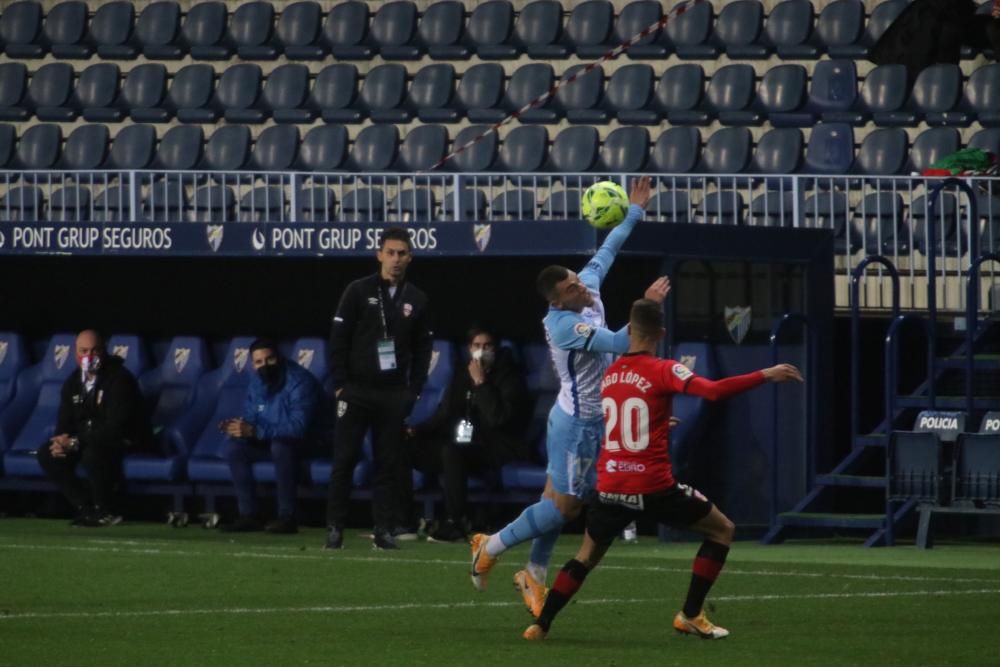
top-left (523, 298), bottom-right (803, 641)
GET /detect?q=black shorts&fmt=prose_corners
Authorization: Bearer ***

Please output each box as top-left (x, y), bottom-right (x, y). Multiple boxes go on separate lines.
top-left (586, 484), bottom-right (714, 547)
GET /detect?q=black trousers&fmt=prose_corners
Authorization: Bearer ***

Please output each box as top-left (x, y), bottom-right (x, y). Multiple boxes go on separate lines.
top-left (36, 439), bottom-right (126, 510)
top-left (408, 433), bottom-right (524, 524)
top-left (326, 386), bottom-right (412, 530)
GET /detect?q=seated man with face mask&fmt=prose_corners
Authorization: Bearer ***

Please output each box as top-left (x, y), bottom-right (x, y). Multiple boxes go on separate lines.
top-left (218, 338), bottom-right (321, 534)
top-left (407, 324), bottom-right (529, 542)
top-left (37, 329), bottom-right (152, 527)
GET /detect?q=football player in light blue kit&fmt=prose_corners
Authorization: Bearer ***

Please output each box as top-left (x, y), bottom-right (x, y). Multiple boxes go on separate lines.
top-left (470, 176), bottom-right (671, 615)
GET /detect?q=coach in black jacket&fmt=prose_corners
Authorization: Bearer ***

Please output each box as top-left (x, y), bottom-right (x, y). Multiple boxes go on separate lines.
top-left (325, 227), bottom-right (433, 550)
top-left (37, 330), bottom-right (151, 527)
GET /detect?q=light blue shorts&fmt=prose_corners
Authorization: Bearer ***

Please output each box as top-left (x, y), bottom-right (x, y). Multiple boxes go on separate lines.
top-left (545, 405), bottom-right (603, 497)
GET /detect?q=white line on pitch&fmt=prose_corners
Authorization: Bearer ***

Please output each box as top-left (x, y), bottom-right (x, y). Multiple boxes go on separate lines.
top-left (4, 542), bottom-right (1000, 585)
top-left (2, 588), bottom-right (1000, 622)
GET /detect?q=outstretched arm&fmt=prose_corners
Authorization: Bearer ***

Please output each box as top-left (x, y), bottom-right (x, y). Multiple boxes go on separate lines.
top-left (580, 177), bottom-right (652, 289)
top-left (673, 363), bottom-right (803, 401)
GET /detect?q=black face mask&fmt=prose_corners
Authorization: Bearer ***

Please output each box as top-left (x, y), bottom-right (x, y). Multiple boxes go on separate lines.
top-left (258, 363), bottom-right (282, 387)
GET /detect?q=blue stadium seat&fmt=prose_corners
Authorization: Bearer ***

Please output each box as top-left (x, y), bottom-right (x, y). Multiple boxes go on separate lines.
top-left (596, 126), bottom-right (649, 174)
top-left (277, 1), bottom-right (325, 60)
top-left (811, 59), bottom-right (859, 120)
top-left (606, 64), bottom-right (657, 125)
top-left (539, 187), bottom-right (585, 220)
top-left (953, 428), bottom-right (1000, 506)
top-left (755, 64), bottom-right (808, 127)
top-left (361, 64), bottom-right (412, 123)
top-left (472, 63), bottom-right (556, 124)
top-left (495, 125), bottom-right (548, 174)
top-left (46, 1), bottom-right (91, 59)
top-left (608, 0), bottom-right (662, 59)
top-left (816, 0), bottom-right (864, 58)
top-left (468, 0), bottom-right (517, 59)
top-left (837, 0), bottom-right (907, 59)
top-left (647, 189), bottom-right (692, 223)
top-left (427, 63), bottom-right (503, 123)
top-left (310, 64), bottom-right (361, 124)
top-left (341, 187), bottom-right (386, 222)
top-left (143, 179), bottom-right (188, 222)
top-left (239, 187), bottom-right (286, 223)
top-left (853, 192), bottom-right (908, 256)
top-left (27, 63), bottom-right (75, 122)
top-left (545, 125), bottom-right (598, 173)
top-left (666, 0), bottom-right (717, 59)
top-left (718, 0), bottom-right (768, 59)
top-left (116, 64), bottom-right (168, 124)
top-left (501, 343), bottom-right (557, 490)
top-left (804, 191), bottom-right (858, 253)
top-left (76, 64), bottom-right (123, 123)
top-left (216, 64), bottom-right (264, 124)
top-left (345, 124), bottom-right (399, 173)
top-left (189, 186), bottom-right (235, 222)
top-left (697, 126), bottom-right (752, 174)
top-left (166, 64), bottom-right (217, 124)
top-left (137, 1), bottom-right (184, 60)
top-left (750, 190), bottom-right (797, 227)
top-left (107, 335), bottom-right (149, 379)
top-left (297, 187), bottom-right (337, 222)
top-left (491, 189), bottom-right (537, 219)
top-left (765, 0), bottom-right (817, 59)
top-left (751, 127), bottom-right (804, 176)
top-left (962, 64), bottom-right (1000, 127)
top-left (390, 187), bottom-right (438, 222)
top-left (968, 128), bottom-right (1000, 154)
top-left (697, 191), bottom-right (745, 225)
top-left (0, 186), bottom-right (44, 222)
top-left (126, 336), bottom-right (210, 482)
top-left (322, 0), bottom-right (371, 60)
top-left (804, 123), bottom-right (854, 175)
top-left (518, 0), bottom-right (568, 59)
top-left (0, 334), bottom-right (77, 476)
top-left (912, 193), bottom-right (962, 257)
top-left (650, 126), bottom-right (701, 176)
top-left (233, 63), bottom-right (309, 124)
top-left (556, 64), bottom-right (606, 124)
top-left (0, 63), bottom-right (29, 121)
top-left (150, 125), bottom-right (204, 171)
top-left (371, 1), bottom-right (421, 60)
top-left (441, 124), bottom-right (498, 173)
top-left (568, 0), bottom-right (615, 59)
top-left (199, 125), bottom-right (251, 173)
top-left (407, 341), bottom-right (456, 427)
top-left (394, 124), bottom-right (448, 172)
top-left (441, 187), bottom-right (488, 220)
top-left (418, 0), bottom-right (469, 59)
top-left (888, 430), bottom-right (943, 505)
top-left (671, 64), bottom-right (754, 126)
top-left (408, 63), bottom-right (457, 122)
top-left (57, 124), bottom-right (108, 171)
top-left (0, 124), bottom-right (14, 168)
top-left (824, 64), bottom-right (909, 127)
top-left (91, 1), bottom-right (139, 59)
top-left (0, 332), bottom-right (29, 417)
top-left (231, 1), bottom-right (278, 60)
top-left (891, 65), bottom-right (965, 127)
top-left (250, 125), bottom-right (297, 173)
top-left (906, 127), bottom-right (961, 174)
top-left (181, 2), bottom-right (233, 60)
top-left (10, 123), bottom-right (61, 171)
top-left (649, 63), bottom-right (705, 126)
top-left (186, 337), bottom-right (257, 483)
top-left (1, 1), bottom-right (45, 58)
top-left (850, 127), bottom-right (908, 178)
top-left (293, 124), bottom-right (348, 172)
top-left (92, 186), bottom-right (128, 222)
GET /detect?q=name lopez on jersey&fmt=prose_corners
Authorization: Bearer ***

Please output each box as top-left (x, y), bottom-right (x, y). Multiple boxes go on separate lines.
top-left (601, 370), bottom-right (653, 393)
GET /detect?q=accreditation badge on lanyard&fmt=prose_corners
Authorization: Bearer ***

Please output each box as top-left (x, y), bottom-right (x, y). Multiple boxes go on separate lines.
top-left (376, 285), bottom-right (397, 372)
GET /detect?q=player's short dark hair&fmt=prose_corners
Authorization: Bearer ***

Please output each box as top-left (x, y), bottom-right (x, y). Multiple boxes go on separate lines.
top-left (380, 227), bottom-right (412, 249)
top-left (629, 299), bottom-right (664, 339)
top-left (249, 338), bottom-right (279, 357)
top-left (466, 322), bottom-right (498, 344)
top-left (536, 265), bottom-right (570, 302)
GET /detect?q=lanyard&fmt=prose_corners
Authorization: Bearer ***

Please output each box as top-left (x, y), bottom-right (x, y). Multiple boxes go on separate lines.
top-left (376, 283), bottom-right (391, 339)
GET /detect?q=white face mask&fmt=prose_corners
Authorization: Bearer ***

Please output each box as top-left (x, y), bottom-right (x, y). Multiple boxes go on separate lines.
top-left (471, 348), bottom-right (495, 366)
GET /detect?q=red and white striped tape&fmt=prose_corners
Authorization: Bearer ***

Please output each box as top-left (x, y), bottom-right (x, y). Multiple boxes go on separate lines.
top-left (426, 0), bottom-right (708, 172)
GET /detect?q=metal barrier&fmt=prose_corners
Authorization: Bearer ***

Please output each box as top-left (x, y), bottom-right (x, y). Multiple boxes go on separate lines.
top-left (1, 169), bottom-right (997, 312)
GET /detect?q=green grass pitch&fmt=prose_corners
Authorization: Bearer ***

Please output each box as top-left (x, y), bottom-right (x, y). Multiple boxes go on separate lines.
top-left (1, 519), bottom-right (998, 666)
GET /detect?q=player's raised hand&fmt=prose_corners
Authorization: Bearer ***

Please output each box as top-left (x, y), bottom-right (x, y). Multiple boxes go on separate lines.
top-left (643, 276), bottom-right (671, 304)
top-left (761, 363), bottom-right (804, 383)
top-left (629, 175), bottom-right (652, 209)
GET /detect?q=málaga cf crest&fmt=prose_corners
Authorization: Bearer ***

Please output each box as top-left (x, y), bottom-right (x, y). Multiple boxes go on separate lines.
top-left (724, 306), bottom-right (752, 345)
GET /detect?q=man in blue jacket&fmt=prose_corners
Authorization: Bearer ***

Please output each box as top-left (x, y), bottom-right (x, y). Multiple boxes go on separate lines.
top-left (219, 338), bottom-right (320, 534)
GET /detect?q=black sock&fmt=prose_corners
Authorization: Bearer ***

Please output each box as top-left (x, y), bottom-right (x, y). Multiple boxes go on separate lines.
top-left (683, 540), bottom-right (730, 618)
top-left (535, 559), bottom-right (590, 632)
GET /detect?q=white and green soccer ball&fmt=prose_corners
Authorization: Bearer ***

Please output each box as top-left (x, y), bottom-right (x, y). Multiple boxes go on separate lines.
top-left (581, 181), bottom-right (629, 230)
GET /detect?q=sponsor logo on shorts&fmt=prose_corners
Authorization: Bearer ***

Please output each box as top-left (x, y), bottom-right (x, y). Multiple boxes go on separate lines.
top-left (599, 491), bottom-right (644, 510)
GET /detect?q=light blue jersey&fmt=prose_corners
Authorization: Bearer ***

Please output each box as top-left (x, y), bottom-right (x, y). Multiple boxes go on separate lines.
top-left (542, 204), bottom-right (644, 422)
